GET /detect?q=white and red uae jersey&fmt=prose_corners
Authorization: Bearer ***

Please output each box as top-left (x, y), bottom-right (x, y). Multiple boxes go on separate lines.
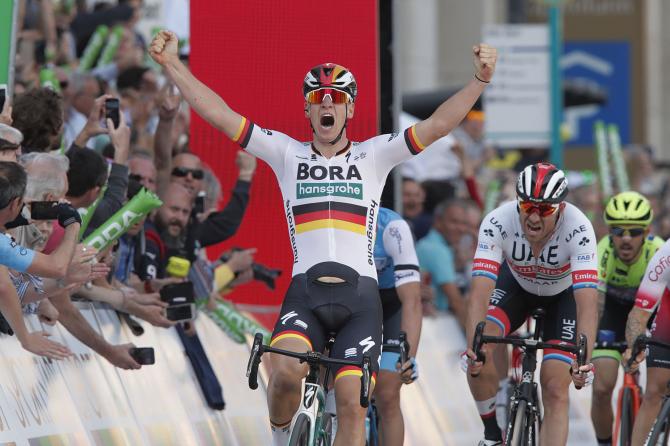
top-left (472, 201), bottom-right (598, 295)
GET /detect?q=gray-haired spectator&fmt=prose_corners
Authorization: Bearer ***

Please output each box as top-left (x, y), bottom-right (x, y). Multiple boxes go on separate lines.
top-left (62, 72), bottom-right (104, 149)
top-left (0, 124), bottom-right (24, 163)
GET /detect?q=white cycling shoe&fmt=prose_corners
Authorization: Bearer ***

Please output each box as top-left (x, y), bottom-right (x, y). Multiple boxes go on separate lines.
top-left (477, 440), bottom-right (503, 446)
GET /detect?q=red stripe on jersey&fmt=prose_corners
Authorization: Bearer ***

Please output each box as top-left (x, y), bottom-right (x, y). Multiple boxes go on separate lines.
top-left (572, 270), bottom-right (598, 284)
top-left (472, 258), bottom-right (500, 274)
top-left (294, 209), bottom-right (366, 226)
top-left (635, 289), bottom-right (666, 311)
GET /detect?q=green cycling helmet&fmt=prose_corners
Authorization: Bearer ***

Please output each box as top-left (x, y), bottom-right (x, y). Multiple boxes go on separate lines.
top-left (603, 191), bottom-right (653, 227)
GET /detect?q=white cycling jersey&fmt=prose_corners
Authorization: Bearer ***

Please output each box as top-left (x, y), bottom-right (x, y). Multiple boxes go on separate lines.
top-left (234, 117), bottom-right (425, 278)
top-left (472, 200), bottom-right (598, 295)
top-left (635, 239), bottom-right (670, 312)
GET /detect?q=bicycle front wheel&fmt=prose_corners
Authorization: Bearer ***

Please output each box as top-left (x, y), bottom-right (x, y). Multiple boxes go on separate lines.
top-left (615, 387), bottom-right (632, 446)
top-left (317, 413), bottom-right (333, 446)
top-left (509, 400), bottom-right (528, 446)
top-left (289, 413), bottom-right (312, 446)
top-left (646, 398), bottom-right (670, 446)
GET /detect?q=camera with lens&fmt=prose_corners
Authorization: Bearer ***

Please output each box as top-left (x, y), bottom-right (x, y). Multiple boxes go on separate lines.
top-left (220, 247), bottom-right (282, 290)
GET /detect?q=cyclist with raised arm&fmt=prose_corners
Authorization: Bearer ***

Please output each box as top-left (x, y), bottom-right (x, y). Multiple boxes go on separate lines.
top-left (625, 236), bottom-right (670, 444)
top-left (464, 163), bottom-right (598, 446)
top-left (373, 207), bottom-right (421, 445)
top-left (590, 192), bottom-right (662, 446)
top-left (149, 30), bottom-right (496, 445)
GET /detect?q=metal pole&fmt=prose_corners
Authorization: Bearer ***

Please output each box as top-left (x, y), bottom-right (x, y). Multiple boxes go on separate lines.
top-left (549, 1), bottom-right (563, 168)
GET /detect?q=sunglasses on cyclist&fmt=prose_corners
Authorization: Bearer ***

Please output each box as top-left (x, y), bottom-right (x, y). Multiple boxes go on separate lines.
top-left (305, 88), bottom-right (352, 105)
top-left (518, 200), bottom-right (560, 217)
top-left (610, 227), bottom-right (646, 237)
top-left (171, 167), bottom-right (204, 180)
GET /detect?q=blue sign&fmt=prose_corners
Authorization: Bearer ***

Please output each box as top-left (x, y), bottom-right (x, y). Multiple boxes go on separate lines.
top-left (562, 41), bottom-right (630, 146)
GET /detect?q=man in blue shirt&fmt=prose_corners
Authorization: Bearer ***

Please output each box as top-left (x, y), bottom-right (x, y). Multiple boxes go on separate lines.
top-left (416, 198), bottom-right (469, 328)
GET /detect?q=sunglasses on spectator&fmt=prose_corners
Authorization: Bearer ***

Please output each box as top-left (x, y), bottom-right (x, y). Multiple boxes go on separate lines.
top-left (171, 167), bottom-right (204, 180)
top-left (0, 138), bottom-right (20, 151)
top-left (518, 200), bottom-right (560, 217)
top-left (305, 88), bottom-right (352, 105)
top-left (610, 227), bottom-right (645, 237)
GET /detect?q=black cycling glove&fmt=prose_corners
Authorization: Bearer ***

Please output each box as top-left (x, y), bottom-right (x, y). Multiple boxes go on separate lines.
top-left (56, 203), bottom-right (82, 227)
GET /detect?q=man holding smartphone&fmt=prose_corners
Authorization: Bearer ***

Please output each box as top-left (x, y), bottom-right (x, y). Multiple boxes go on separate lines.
top-left (0, 161), bottom-right (81, 360)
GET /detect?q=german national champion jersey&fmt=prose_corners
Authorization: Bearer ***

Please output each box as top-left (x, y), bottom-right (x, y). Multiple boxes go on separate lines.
top-left (235, 117), bottom-right (425, 278)
top-left (472, 200), bottom-right (598, 295)
top-left (598, 235), bottom-right (664, 305)
top-left (374, 207), bottom-right (421, 290)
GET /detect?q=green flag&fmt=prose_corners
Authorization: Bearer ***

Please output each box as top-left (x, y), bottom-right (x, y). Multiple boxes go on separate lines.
top-left (0, 1), bottom-right (18, 90)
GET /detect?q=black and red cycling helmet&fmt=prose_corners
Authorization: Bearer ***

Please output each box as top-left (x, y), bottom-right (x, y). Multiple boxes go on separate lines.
top-left (302, 63), bottom-right (357, 102)
top-left (516, 162), bottom-right (569, 204)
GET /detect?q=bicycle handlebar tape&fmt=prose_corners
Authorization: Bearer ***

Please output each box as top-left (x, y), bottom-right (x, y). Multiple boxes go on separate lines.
top-left (473, 321), bottom-right (487, 364)
top-left (247, 333), bottom-right (264, 390)
top-left (360, 355), bottom-right (371, 408)
top-left (83, 188), bottom-right (162, 251)
top-left (575, 334), bottom-right (588, 390)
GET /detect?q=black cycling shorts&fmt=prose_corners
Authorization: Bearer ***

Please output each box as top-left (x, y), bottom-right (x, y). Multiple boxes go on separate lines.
top-left (649, 298), bottom-right (670, 369)
top-left (486, 262), bottom-right (577, 365)
top-left (271, 262), bottom-right (383, 379)
top-left (598, 296), bottom-right (632, 343)
top-left (379, 287), bottom-right (403, 372)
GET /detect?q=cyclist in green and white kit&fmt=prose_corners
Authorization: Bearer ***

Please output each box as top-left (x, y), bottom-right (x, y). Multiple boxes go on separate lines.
top-left (590, 191), bottom-right (663, 446)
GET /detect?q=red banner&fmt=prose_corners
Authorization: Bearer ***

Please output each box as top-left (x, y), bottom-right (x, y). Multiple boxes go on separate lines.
top-left (189, 1), bottom-right (380, 323)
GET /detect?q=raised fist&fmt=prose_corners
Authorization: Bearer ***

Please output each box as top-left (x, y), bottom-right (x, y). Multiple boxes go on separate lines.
top-left (473, 43), bottom-right (497, 83)
top-left (149, 30), bottom-right (179, 66)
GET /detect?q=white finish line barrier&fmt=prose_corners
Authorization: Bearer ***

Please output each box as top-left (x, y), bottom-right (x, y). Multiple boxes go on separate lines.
top-left (0, 304), bottom-right (605, 445)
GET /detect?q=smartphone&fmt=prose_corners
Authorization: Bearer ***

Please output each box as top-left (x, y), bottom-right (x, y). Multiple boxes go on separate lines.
top-left (0, 84), bottom-right (6, 112)
top-left (129, 347), bottom-right (155, 365)
top-left (30, 201), bottom-right (59, 220)
top-left (159, 281), bottom-right (195, 305)
top-left (104, 98), bottom-right (120, 128)
top-left (194, 192), bottom-right (206, 215)
top-left (165, 304), bottom-right (195, 322)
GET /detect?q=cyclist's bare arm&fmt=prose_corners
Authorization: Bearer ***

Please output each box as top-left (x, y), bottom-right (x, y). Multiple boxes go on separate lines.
top-left (413, 44), bottom-right (496, 147)
top-left (574, 287), bottom-right (598, 359)
top-left (465, 276), bottom-right (496, 346)
top-left (396, 282), bottom-right (421, 357)
top-left (625, 306), bottom-right (651, 350)
top-left (149, 30), bottom-right (243, 140)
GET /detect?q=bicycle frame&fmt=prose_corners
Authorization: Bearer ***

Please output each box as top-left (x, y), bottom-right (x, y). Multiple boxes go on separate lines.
top-left (246, 333), bottom-right (371, 446)
top-left (472, 309), bottom-right (587, 445)
top-left (290, 379), bottom-right (329, 445)
top-left (613, 372), bottom-right (641, 446)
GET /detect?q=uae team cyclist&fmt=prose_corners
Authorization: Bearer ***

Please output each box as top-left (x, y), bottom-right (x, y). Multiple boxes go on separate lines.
top-left (464, 163), bottom-right (598, 446)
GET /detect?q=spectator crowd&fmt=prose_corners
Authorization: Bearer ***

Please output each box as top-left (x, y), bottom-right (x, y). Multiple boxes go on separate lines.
top-left (0, 0), bottom-right (260, 369)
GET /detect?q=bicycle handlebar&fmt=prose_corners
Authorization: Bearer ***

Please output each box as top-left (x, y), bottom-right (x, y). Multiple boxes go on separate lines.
top-left (246, 332), bottom-right (372, 407)
top-left (472, 321), bottom-right (589, 387)
top-left (628, 335), bottom-right (670, 369)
